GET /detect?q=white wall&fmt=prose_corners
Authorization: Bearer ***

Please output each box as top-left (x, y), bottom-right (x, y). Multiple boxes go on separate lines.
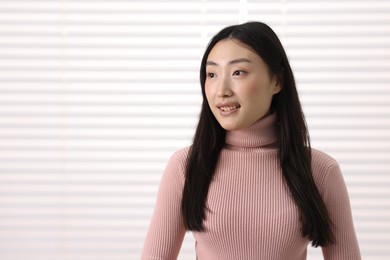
top-left (0, 0), bottom-right (389, 259)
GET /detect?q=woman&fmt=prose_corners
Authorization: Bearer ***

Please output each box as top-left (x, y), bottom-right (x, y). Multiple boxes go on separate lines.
top-left (141, 22), bottom-right (361, 260)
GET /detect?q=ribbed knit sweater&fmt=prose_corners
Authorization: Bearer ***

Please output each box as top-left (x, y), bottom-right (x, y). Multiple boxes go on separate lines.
top-left (141, 113), bottom-right (361, 260)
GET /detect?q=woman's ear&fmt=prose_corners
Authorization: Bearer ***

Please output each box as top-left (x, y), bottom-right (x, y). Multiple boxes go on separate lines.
top-left (273, 69), bottom-right (284, 94)
top-left (273, 83), bottom-right (282, 94)
top-left (272, 75), bottom-right (283, 94)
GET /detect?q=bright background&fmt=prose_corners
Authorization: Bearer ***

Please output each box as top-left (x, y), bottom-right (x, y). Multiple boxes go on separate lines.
top-left (0, 0), bottom-right (389, 259)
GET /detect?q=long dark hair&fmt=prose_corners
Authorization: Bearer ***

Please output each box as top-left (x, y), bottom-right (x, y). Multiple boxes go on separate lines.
top-left (181, 21), bottom-right (334, 247)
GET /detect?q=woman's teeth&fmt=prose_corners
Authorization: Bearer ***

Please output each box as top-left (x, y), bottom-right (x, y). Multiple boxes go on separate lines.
top-left (220, 105), bottom-right (240, 111)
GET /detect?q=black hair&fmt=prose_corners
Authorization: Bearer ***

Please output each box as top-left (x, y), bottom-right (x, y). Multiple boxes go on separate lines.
top-left (181, 21), bottom-right (334, 247)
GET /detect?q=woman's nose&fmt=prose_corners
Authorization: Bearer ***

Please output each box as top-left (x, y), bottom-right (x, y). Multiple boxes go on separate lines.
top-left (217, 77), bottom-right (233, 97)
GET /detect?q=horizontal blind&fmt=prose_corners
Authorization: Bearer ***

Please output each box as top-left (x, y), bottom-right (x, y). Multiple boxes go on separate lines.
top-left (0, 1), bottom-right (389, 260)
top-left (0, 0), bottom-right (241, 260)
top-left (247, 0), bottom-right (390, 259)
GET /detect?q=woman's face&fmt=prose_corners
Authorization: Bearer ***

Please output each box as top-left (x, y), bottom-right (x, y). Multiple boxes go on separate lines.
top-left (205, 39), bottom-right (281, 131)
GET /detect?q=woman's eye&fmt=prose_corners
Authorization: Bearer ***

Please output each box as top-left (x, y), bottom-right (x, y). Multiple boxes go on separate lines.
top-left (233, 70), bottom-right (246, 76)
top-left (207, 72), bottom-right (216, 78)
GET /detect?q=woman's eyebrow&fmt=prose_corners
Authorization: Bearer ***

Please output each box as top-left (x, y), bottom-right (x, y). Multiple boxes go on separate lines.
top-left (206, 58), bottom-right (252, 66)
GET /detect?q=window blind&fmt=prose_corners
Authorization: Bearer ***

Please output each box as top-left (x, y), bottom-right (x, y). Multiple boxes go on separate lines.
top-left (247, 1), bottom-right (390, 259)
top-left (248, 0), bottom-right (390, 259)
top-left (0, 1), bottom-right (389, 260)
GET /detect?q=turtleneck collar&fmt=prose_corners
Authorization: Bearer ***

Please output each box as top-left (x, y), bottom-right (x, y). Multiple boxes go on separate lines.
top-left (225, 113), bottom-right (278, 149)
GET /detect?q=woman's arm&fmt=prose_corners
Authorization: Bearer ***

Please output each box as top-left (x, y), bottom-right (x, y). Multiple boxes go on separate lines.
top-left (141, 150), bottom-right (187, 260)
top-left (321, 163), bottom-right (361, 260)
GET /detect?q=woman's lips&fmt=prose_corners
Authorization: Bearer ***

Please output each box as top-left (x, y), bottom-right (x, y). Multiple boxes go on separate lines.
top-left (217, 103), bottom-right (241, 115)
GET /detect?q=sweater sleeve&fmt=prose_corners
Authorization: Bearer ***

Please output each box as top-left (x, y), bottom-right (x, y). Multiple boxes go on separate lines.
top-left (141, 150), bottom-right (187, 260)
top-left (320, 162), bottom-right (361, 260)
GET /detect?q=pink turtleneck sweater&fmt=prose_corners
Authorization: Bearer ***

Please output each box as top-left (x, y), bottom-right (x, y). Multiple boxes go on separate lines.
top-left (141, 114), bottom-right (361, 260)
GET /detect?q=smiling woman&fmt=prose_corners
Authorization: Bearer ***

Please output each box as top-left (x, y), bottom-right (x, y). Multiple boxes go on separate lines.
top-left (141, 22), bottom-right (361, 260)
top-left (205, 39), bottom-right (281, 131)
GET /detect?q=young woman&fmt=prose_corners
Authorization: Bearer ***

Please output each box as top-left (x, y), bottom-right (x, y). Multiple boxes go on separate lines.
top-left (141, 22), bottom-right (361, 260)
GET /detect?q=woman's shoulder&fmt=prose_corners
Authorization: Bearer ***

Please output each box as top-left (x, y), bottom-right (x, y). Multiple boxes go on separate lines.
top-left (158, 146), bottom-right (191, 184)
top-left (164, 146), bottom-right (191, 172)
top-left (310, 148), bottom-right (342, 190)
top-left (311, 148), bottom-right (339, 169)
top-left (170, 146), bottom-right (191, 162)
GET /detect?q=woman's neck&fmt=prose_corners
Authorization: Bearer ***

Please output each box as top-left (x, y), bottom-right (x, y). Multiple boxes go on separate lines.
top-left (225, 113), bottom-right (278, 149)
